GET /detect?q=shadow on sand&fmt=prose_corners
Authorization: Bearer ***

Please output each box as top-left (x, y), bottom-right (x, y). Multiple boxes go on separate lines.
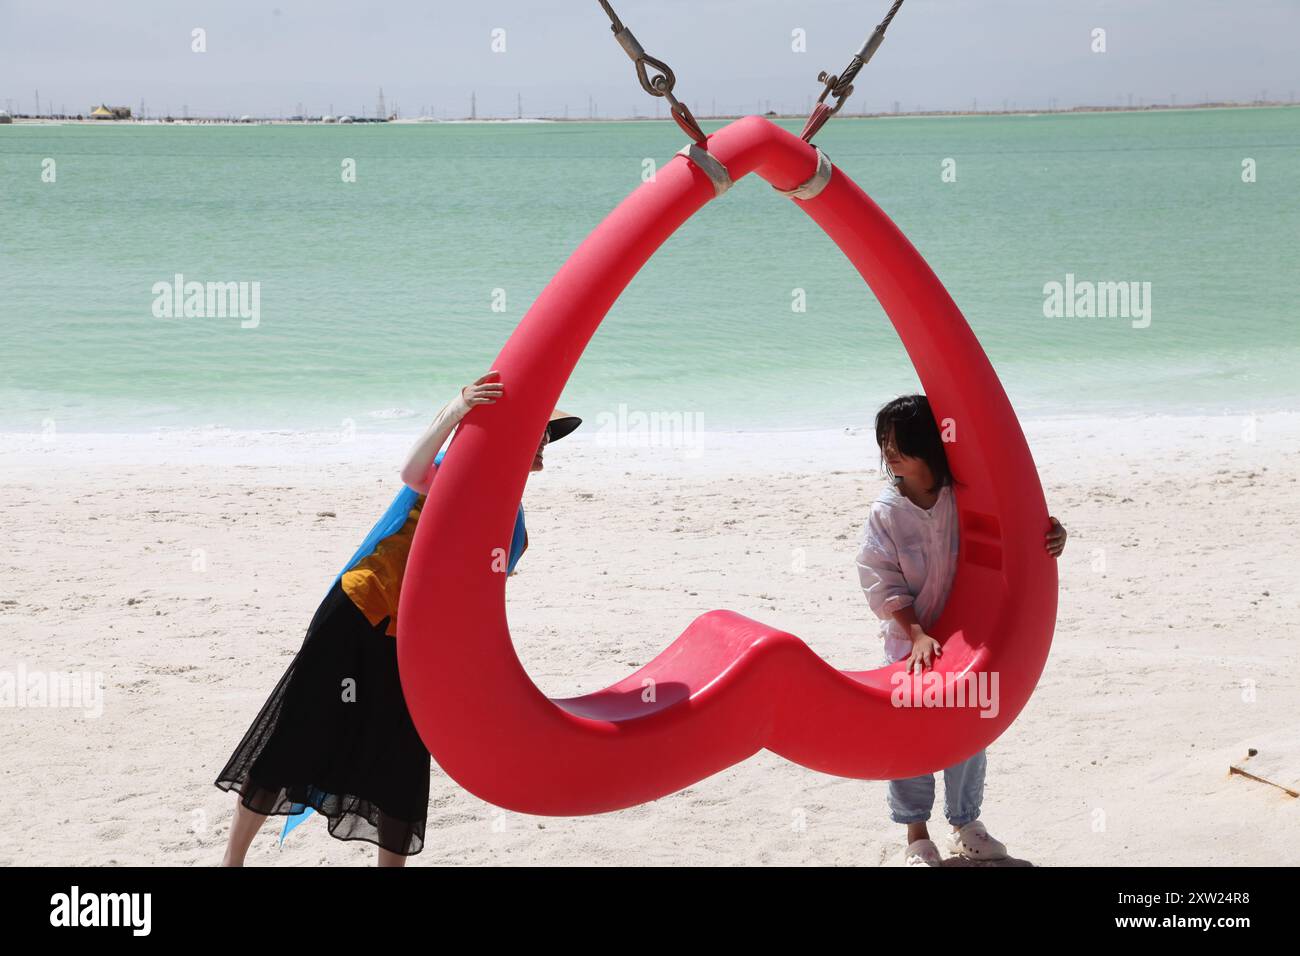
top-left (939, 854), bottom-right (1034, 867)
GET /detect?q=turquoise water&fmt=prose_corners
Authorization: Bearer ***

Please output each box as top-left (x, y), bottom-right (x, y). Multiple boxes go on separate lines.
top-left (2, 109), bottom-right (1298, 432)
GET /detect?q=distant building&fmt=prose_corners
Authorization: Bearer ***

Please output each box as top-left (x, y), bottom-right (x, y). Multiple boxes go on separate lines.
top-left (90, 104), bottom-right (132, 120)
top-left (0, 110), bottom-right (12, 124)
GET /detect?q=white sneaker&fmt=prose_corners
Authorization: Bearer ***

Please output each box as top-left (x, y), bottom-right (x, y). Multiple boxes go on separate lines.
top-left (904, 838), bottom-right (943, 867)
top-left (948, 820), bottom-right (1008, 861)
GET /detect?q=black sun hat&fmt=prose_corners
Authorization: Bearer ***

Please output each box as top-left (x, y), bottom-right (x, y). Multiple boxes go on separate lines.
top-left (545, 409), bottom-right (582, 442)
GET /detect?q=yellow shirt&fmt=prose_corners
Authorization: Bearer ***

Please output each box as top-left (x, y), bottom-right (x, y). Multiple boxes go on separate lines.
top-left (340, 494), bottom-right (426, 637)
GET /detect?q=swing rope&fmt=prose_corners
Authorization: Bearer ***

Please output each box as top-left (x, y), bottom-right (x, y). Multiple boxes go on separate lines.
top-left (596, 0), bottom-right (906, 148)
top-left (799, 0), bottom-right (906, 143)
top-left (596, 0), bottom-right (709, 146)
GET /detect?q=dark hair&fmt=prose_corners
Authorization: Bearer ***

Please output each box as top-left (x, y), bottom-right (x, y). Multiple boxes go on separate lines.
top-left (874, 394), bottom-right (952, 494)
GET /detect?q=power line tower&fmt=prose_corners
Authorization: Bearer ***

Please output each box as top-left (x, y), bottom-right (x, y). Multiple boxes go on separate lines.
top-left (470, 91), bottom-right (477, 120)
top-left (376, 87), bottom-right (386, 120)
top-left (517, 92), bottom-right (522, 119)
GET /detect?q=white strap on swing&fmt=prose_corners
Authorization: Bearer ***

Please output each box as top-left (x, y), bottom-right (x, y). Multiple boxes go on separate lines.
top-left (773, 146), bottom-right (833, 201)
top-left (676, 143), bottom-right (733, 197)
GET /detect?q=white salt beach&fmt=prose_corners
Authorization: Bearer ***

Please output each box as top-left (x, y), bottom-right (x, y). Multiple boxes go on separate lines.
top-left (1, 411), bottom-right (1296, 865)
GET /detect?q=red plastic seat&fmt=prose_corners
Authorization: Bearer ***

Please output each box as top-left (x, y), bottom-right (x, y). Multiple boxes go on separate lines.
top-left (398, 116), bottom-right (1058, 816)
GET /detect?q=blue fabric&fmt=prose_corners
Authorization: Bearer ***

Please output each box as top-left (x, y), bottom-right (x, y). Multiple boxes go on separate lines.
top-left (280, 450), bottom-right (525, 844)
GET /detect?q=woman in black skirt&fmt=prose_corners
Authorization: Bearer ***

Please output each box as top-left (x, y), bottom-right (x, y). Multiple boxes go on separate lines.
top-left (214, 371), bottom-right (581, 866)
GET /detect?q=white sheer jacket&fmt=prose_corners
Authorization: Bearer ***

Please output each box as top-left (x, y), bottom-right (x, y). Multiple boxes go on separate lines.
top-left (854, 481), bottom-right (960, 664)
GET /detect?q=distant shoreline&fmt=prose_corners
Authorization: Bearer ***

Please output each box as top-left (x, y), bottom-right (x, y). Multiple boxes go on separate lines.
top-left (4, 101), bottom-right (1296, 127)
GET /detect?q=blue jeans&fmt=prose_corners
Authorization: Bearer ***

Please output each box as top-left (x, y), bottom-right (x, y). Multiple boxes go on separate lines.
top-left (881, 640), bottom-right (985, 827)
top-left (886, 749), bottom-right (986, 826)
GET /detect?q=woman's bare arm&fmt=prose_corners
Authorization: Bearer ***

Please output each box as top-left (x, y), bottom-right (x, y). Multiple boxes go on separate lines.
top-left (399, 371), bottom-right (503, 493)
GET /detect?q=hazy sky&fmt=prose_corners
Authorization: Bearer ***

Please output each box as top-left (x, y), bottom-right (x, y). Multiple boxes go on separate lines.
top-left (2, 0), bottom-right (1296, 118)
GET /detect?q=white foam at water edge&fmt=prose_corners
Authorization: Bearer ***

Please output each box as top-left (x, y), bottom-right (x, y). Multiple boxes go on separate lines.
top-left (2, 411), bottom-right (1296, 481)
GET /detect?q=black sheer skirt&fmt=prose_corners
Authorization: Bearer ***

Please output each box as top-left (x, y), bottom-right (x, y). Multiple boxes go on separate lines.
top-left (214, 578), bottom-right (430, 855)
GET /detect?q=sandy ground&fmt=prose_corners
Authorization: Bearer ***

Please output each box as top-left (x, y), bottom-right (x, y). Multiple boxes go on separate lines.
top-left (1, 412), bottom-right (1297, 866)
